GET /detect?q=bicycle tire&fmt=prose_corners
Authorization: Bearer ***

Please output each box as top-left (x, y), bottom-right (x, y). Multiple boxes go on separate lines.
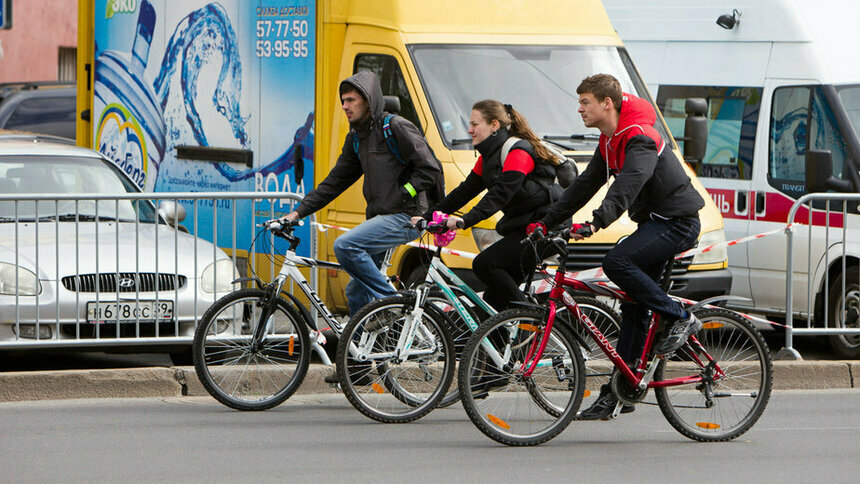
top-left (192, 288), bottom-right (311, 411)
top-left (336, 295), bottom-right (455, 423)
top-left (654, 307), bottom-right (773, 442)
top-left (426, 288), bottom-right (486, 409)
top-left (458, 308), bottom-right (585, 446)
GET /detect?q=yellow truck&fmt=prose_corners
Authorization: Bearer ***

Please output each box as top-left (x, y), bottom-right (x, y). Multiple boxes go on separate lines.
top-left (75, 0), bottom-right (730, 314)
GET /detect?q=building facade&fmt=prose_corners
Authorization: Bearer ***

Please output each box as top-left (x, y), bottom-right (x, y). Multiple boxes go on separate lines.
top-left (0, 0), bottom-right (77, 82)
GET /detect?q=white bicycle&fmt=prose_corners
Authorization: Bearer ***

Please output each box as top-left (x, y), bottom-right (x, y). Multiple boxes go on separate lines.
top-left (191, 218), bottom-right (455, 422)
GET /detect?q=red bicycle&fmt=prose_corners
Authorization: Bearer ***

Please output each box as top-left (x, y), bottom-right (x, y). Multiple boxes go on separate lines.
top-left (457, 229), bottom-right (773, 446)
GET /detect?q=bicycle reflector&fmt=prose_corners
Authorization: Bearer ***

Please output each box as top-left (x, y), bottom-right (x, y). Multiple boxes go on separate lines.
top-left (703, 322), bottom-right (725, 329)
top-left (432, 211), bottom-right (457, 247)
top-left (696, 422), bottom-right (721, 430)
top-left (487, 414), bottom-right (511, 430)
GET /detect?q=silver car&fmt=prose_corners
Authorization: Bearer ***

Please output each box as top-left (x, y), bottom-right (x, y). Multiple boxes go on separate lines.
top-left (0, 134), bottom-right (236, 359)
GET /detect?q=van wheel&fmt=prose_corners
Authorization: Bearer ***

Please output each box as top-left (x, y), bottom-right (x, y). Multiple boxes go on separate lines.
top-left (827, 266), bottom-right (860, 358)
top-left (404, 264), bottom-right (430, 289)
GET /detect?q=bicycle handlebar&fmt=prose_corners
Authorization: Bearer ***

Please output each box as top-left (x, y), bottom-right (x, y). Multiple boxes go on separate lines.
top-left (413, 218), bottom-right (453, 234)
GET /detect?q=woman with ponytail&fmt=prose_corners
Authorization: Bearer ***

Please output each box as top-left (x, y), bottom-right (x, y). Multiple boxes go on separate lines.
top-left (412, 99), bottom-right (563, 310)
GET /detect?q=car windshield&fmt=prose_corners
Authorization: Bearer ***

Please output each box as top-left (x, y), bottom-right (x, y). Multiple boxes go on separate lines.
top-left (0, 155), bottom-right (158, 222)
top-left (409, 44), bottom-right (669, 151)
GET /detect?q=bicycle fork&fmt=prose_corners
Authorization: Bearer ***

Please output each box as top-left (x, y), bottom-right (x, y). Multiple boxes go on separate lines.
top-left (250, 275), bottom-right (288, 352)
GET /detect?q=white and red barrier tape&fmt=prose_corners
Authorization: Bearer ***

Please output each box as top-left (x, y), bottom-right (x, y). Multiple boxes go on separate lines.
top-left (314, 221), bottom-right (799, 262)
top-left (311, 221), bottom-right (789, 329)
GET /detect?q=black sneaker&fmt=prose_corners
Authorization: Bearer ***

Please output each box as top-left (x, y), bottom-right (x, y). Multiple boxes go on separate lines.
top-left (576, 384), bottom-right (634, 420)
top-left (654, 312), bottom-right (703, 354)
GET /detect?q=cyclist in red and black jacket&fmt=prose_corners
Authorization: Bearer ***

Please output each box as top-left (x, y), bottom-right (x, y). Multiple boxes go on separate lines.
top-left (532, 74), bottom-right (705, 420)
top-left (413, 99), bottom-right (563, 311)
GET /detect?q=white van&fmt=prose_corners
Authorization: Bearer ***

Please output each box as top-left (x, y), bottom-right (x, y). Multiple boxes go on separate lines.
top-left (605, 0), bottom-right (860, 357)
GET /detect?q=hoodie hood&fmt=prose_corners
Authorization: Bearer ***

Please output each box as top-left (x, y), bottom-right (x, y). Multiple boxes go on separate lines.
top-left (616, 92), bottom-right (657, 131)
top-left (598, 92), bottom-right (665, 174)
top-left (340, 71), bottom-right (384, 130)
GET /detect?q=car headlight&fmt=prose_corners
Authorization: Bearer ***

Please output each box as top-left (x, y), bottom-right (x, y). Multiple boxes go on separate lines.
top-left (691, 229), bottom-right (728, 265)
top-left (0, 263), bottom-right (41, 296)
top-left (471, 227), bottom-right (503, 252)
top-left (201, 259), bottom-right (238, 293)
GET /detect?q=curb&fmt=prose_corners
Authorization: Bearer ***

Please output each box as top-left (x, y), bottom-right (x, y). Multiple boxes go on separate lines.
top-left (0, 361), bottom-right (856, 403)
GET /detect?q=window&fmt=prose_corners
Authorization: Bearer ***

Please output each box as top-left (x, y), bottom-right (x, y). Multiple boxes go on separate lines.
top-left (4, 95), bottom-right (76, 139)
top-left (409, 44), bottom-right (669, 150)
top-left (354, 54), bottom-right (421, 130)
top-left (769, 86), bottom-right (809, 194)
top-left (58, 47), bottom-right (77, 82)
top-left (656, 86), bottom-right (761, 180)
top-left (768, 86), bottom-right (852, 198)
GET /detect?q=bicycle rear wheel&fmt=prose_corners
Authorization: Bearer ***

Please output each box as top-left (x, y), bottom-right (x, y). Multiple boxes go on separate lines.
top-left (192, 289), bottom-right (311, 411)
top-left (458, 308), bottom-right (585, 446)
top-left (336, 295), bottom-right (455, 423)
top-left (654, 307), bottom-right (773, 442)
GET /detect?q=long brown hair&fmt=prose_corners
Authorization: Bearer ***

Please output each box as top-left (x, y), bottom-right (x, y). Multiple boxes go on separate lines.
top-left (472, 99), bottom-right (559, 165)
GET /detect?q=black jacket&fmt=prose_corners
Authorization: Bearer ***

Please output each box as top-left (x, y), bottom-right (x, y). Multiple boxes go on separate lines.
top-left (295, 71), bottom-right (444, 218)
top-left (429, 129), bottom-right (560, 236)
top-left (543, 93), bottom-right (704, 230)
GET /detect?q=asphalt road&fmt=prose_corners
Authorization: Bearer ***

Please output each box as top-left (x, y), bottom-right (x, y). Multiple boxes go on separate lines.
top-left (1, 390), bottom-right (857, 483)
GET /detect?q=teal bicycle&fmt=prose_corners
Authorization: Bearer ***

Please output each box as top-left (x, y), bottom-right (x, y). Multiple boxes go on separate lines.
top-left (335, 218), bottom-right (620, 420)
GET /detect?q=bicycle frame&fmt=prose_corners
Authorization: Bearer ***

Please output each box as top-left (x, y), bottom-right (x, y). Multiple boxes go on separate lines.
top-left (258, 226), bottom-right (396, 365)
top-left (537, 269), bottom-right (726, 390)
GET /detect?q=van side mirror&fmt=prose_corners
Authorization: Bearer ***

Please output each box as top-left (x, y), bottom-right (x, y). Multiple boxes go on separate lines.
top-left (682, 98), bottom-right (708, 164)
top-left (805, 149), bottom-right (852, 193)
top-left (383, 95), bottom-right (401, 114)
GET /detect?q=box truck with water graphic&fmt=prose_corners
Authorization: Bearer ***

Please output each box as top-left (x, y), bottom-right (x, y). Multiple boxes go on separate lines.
top-left (605, 0), bottom-right (860, 357)
top-left (75, 0), bottom-right (730, 315)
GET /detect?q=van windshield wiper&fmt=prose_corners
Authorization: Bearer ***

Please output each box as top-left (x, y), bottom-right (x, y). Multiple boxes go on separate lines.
top-left (449, 138), bottom-right (474, 146)
top-left (544, 134), bottom-right (600, 141)
top-left (542, 134), bottom-right (600, 151)
top-left (55, 214), bottom-right (127, 222)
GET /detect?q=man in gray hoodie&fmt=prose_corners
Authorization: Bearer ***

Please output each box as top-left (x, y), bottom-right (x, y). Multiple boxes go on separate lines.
top-left (285, 71), bottom-right (444, 316)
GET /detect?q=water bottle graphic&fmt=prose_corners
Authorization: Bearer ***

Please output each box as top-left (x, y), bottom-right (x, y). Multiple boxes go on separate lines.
top-left (93, 0), bottom-right (165, 192)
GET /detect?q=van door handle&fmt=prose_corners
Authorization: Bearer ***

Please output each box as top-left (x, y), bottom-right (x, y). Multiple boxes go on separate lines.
top-left (755, 192), bottom-right (766, 216)
top-left (736, 191), bottom-right (747, 213)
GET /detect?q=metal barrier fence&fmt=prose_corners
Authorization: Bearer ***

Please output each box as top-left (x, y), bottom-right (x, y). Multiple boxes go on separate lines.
top-left (0, 192), bottom-right (318, 351)
top-left (783, 193), bottom-right (860, 359)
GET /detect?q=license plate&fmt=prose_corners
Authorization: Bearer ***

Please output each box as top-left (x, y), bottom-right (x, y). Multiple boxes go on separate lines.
top-left (86, 300), bottom-right (174, 323)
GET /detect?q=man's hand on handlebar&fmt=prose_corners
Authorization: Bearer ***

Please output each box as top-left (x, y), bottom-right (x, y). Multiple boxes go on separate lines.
top-left (526, 221), bottom-right (547, 238)
top-left (570, 221), bottom-right (595, 241)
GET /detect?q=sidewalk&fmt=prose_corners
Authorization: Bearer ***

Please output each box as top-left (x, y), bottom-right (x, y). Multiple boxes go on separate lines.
top-left (0, 361), bottom-right (857, 403)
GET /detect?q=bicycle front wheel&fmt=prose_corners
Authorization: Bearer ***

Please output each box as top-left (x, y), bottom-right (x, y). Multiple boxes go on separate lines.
top-left (336, 295), bottom-right (455, 423)
top-left (192, 289), bottom-right (311, 411)
top-left (458, 308), bottom-right (585, 446)
top-left (654, 307), bottom-right (773, 442)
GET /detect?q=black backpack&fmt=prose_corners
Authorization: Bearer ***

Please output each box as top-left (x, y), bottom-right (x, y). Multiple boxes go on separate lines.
top-left (500, 136), bottom-right (578, 191)
top-left (353, 113), bottom-right (445, 205)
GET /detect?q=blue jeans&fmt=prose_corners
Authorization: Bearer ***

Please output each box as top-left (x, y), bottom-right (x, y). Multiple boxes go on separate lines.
top-left (602, 215), bottom-right (701, 364)
top-left (333, 213), bottom-right (421, 316)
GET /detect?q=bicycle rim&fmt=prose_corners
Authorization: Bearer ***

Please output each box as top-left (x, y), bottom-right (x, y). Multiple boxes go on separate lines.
top-left (458, 308), bottom-right (585, 446)
top-left (654, 307), bottom-right (773, 442)
top-left (558, 296), bottom-right (621, 414)
top-left (193, 289), bottom-right (311, 411)
top-left (336, 296), bottom-right (455, 423)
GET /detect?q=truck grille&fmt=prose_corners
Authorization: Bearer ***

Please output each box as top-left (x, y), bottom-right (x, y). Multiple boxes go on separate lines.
top-left (61, 273), bottom-right (187, 293)
top-left (564, 243), bottom-right (692, 274)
